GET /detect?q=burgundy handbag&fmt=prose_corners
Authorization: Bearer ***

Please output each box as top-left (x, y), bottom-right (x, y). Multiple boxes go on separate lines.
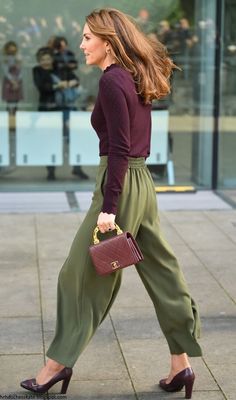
top-left (89, 224), bottom-right (144, 276)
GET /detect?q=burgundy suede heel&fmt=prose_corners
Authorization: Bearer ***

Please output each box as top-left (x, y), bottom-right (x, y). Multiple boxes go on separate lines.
top-left (159, 367), bottom-right (195, 399)
top-left (20, 367), bottom-right (73, 394)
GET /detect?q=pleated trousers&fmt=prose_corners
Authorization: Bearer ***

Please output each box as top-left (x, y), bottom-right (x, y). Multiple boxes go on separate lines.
top-left (46, 156), bottom-right (202, 367)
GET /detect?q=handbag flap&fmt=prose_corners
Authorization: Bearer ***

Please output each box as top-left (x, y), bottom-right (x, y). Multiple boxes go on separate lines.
top-left (89, 231), bottom-right (143, 275)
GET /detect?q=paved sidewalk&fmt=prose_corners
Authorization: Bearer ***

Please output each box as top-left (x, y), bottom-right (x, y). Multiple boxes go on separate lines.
top-left (0, 193), bottom-right (236, 399)
top-left (0, 190), bottom-right (232, 213)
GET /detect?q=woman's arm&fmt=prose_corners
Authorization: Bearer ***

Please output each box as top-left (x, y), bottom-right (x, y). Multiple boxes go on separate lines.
top-left (2, 62), bottom-right (13, 81)
top-left (97, 72), bottom-right (131, 228)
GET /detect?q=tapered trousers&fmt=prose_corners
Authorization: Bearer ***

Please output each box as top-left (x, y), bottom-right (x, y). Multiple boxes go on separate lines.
top-left (46, 156), bottom-right (202, 368)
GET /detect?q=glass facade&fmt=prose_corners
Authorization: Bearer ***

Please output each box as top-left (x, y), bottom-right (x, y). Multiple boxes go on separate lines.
top-left (218, 0), bottom-right (236, 188)
top-left (0, 0), bottom-right (235, 196)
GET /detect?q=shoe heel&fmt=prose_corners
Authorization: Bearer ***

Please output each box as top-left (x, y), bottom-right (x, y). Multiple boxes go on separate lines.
top-left (185, 378), bottom-right (194, 399)
top-left (61, 374), bottom-right (72, 394)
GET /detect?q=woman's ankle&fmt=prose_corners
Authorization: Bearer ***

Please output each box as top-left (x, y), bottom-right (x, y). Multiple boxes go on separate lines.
top-left (171, 353), bottom-right (191, 373)
top-left (46, 358), bottom-right (65, 371)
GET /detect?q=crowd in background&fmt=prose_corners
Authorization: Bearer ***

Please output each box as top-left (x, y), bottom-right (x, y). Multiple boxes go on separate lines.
top-left (1, 34), bottom-right (88, 181)
top-left (0, 7), bottom-right (219, 114)
top-left (0, 8), bottom-right (202, 115)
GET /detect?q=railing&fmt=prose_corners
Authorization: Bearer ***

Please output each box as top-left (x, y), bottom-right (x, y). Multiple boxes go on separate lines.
top-left (0, 110), bottom-right (174, 183)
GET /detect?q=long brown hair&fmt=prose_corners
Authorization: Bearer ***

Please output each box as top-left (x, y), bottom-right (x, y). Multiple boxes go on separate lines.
top-left (86, 8), bottom-right (176, 104)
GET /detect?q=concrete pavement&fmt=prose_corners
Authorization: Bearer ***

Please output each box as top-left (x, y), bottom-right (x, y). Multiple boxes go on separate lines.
top-left (0, 191), bottom-right (236, 399)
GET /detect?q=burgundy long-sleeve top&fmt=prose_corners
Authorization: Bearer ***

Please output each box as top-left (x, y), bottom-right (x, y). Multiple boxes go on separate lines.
top-left (91, 63), bottom-right (152, 214)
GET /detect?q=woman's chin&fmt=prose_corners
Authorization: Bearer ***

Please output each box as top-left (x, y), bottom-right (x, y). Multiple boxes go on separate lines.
top-left (84, 57), bottom-right (96, 66)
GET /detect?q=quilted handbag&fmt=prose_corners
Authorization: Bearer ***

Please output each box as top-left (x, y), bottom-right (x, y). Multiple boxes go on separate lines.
top-left (89, 224), bottom-right (144, 275)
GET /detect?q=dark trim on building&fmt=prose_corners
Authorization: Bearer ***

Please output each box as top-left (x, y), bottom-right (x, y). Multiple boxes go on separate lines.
top-left (212, 0), bottom-right (223, 189)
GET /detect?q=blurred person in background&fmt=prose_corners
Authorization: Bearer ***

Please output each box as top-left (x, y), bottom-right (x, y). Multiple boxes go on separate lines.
top-left (33, 46), bottom-right (88, 181)
top-left (175, 18), bottom-right (194, 80)
top-left (136, 8), bottom-right (155, 35)
top-left (157, 20), bottom-right (176, 54)
top-left (53, 36), bottom-right (78, 75)
top-left (46, 35), bottom-right (57, 49)
top-left (52, 36), bottom-right (89, 180)
top-left (33, 46), bottom-right (61, 181)
top-left (1, 40), bottom-right (23, 116)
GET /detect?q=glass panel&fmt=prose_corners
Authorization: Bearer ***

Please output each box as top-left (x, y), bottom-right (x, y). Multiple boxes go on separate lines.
top-left (69, 111), bottom-right (99, 166)
top-left (167, 0), bottom-right (216, 188)
top-left (0, 112), bottom-right (10, 166)
top-left (147, 110), bottom-right (169, 166)
top-left (0, 0), bottom-right (217, 190)
top-left (16, 111), bottom-right (63, 165)
top-left (218, 0), bottom-right (236, 192)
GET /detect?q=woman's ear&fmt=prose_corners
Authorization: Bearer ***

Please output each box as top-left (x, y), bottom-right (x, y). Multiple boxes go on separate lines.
top-left (105, 42), bottom-right (111, 54)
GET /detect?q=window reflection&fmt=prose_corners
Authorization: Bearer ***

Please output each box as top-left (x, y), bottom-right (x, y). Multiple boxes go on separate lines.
top-left (0, 0), bottom-right (234, 192)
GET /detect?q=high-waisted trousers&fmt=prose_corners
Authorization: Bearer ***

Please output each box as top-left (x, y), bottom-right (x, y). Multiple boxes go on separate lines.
top-left (46, 156), bottom-right (202, 367)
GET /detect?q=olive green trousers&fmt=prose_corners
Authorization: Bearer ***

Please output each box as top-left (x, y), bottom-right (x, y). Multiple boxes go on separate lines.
top-left (46, 156), bottom-right (202, 368)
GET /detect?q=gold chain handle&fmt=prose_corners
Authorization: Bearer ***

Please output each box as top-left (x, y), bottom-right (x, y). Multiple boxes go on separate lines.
top-left (93, 223), bottom-right (123, 244)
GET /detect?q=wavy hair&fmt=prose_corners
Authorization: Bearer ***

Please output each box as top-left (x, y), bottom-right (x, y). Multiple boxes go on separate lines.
top-left (86, 8), bottom-right (176, 104)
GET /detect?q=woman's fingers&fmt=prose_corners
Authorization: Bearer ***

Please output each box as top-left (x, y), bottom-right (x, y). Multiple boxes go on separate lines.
top-left (97, 212), bottom-right (116, 233)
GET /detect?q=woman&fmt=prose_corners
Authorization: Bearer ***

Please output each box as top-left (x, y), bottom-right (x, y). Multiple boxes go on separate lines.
top-left (2, 41), bottom-right (23, 115)
top-left (20, 8), bottom-right (202, 398)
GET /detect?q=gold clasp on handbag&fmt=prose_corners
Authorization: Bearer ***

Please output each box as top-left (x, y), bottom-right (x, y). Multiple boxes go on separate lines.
top-left (93, 223), bottom-right (123, 244)
top-left (111, 260), bottom-right (120, 270)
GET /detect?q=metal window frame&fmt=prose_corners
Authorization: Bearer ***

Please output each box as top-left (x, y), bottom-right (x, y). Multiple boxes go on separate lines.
top-left (212, 0), bottom-right (224, 189)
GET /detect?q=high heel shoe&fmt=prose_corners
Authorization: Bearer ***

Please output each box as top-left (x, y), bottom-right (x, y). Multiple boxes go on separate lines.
top-left (20, 367), bottom-right (73, 394)
top-left (159, 367), bottom-right (195, 399)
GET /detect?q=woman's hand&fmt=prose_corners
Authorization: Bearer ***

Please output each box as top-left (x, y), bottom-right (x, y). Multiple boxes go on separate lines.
top-left (11, 80), bottom-right (19, 90)
top-left (68, 79), bottom-right (79, 88)
top-left (57, 80), bottom-right (68, 89)
top-left (97, 212), bottom-right (116, 233)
